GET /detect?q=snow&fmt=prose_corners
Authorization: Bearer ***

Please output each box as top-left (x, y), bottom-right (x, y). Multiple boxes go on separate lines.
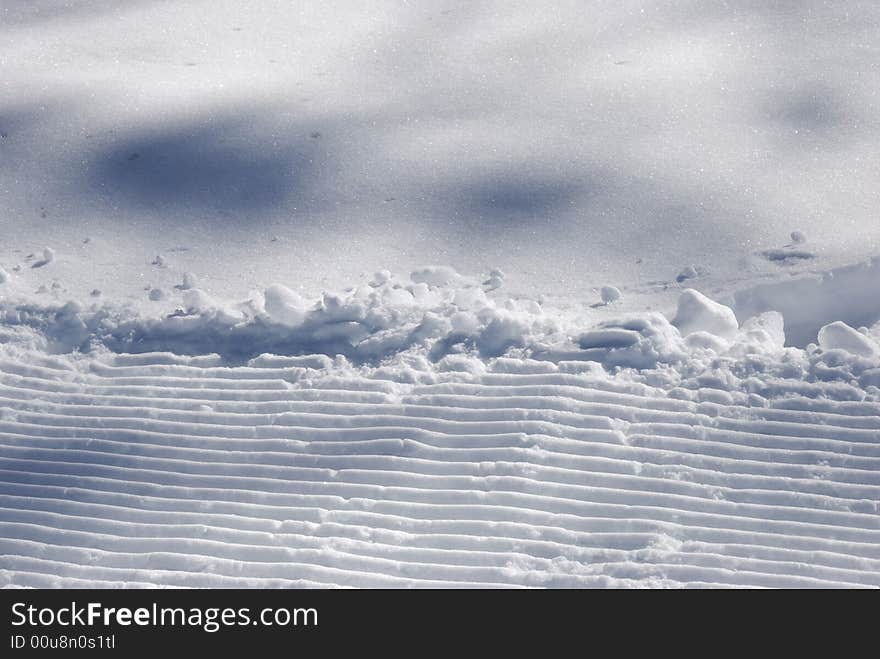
top-left (2, 270), bottom-right (877, 381)
top-left (737, 311), bottom-right (786, 352)
top-left (483, 269), bottom-right (505, 292)
top-left (818, 321), bottom-right (880, 359)
top-left (3, 1), bottom-right (880, 307)
top-left (410, 266), bottom-right (466, 288)
top-left (1, 1), bottom-right (879, 589)
top-left (178, 272), bottom-right (198, 291)
top-left (578, 328), bottom-right (641, 350)
top-left (600, 286), bottom-right (622, 305)
top-left (676, 265), bottom-right (699, 283)
top-left (731, 257), bottom-right (880, 347)
top-left (263, 284), bottom-right (309, 328)
top-left (0, 310), bottom-right (879, 588)
top-left (31, 248), bottom-right (55, 269)
top-left (672, 289), bottom-right (739, 340)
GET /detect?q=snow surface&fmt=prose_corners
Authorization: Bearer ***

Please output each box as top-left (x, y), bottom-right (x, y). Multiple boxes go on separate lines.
top-left (1, 1), bottom-right (879, 588)
top-left (673, 289), bottom-right (739, 340)
top-left (3, 0), bottom-right (880, 309)
top-left (818, 322), bottom-right (880, 360)
top-left (0, 273), bottom-right (879, 588)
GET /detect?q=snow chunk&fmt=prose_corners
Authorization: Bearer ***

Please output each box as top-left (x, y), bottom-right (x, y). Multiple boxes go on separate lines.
top-left (673, 289), bottom-right (738, 339)
top-left (600, 286), bottom-right (621, 304)
top-left (148, 288), bottom-right (165, 301)
top-left (0, 267), bottom-right (8, 283)
top-left (818, 321), bottom-right (880, 358)
top-left (264, 284), bottom-right (310, 327)
top-left (791, 231), bottom-right (806, 244)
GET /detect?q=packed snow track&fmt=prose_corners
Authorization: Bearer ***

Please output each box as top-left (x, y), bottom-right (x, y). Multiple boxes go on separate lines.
top-left (0, 345), bottom-right (878, 588)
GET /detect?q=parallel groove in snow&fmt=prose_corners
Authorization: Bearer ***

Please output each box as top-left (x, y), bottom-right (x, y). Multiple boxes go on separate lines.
top-left (3, 434), bottom-right (879, 500)
top-left (1, 446), bottom-right (875, 524)
top-left (6, 364), bottom-right (880, 428)
top-left (4, 493), bottom-right (880, 574)
top-left (0, 353), bottom-right (877, 588)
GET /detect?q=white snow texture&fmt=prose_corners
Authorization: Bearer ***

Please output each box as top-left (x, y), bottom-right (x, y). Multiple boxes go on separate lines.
top-left (1, 1), bottom-right (880, 590)
top-left (0, 268), bottom-right (879, 589)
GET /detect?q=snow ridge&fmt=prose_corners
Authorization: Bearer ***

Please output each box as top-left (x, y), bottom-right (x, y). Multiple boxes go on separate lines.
top-left (0, 349), bottom-right (878, 588)
top-left (3, 265), bottom-right (878, 373)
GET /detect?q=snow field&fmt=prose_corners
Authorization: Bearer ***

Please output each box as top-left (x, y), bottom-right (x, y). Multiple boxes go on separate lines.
top-left (0, 269), bottom-right (878, 588)
top-left (5, 1), bottom-right (880, 305)
top-left (3, 0), bottom-right (880, 589)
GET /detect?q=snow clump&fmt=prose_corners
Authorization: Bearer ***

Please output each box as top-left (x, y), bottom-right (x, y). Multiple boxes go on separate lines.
top-left (672, 289), bottom-right (739, 340)
top-left (264, 284), bottom-right (310, 327)
top-left (600, 286), bottom-right (621, 304)
top-left (817, 321), bottom-right (880, 358)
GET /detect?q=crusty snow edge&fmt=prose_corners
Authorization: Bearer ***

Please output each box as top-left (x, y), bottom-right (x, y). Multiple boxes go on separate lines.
top-left (1, 266), bottom-right (879, 382)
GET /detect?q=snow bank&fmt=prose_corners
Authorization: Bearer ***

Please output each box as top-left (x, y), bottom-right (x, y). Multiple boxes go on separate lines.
top-left (0, 267), bottom-right (556, 362)
top-left (731, 257), bottom-right (880, 347)
top-left (0, 268), bottom-right (877, 382)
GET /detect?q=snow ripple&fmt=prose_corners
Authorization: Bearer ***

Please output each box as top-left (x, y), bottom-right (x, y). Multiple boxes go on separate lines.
top-left (0, 346), bottom-right (877, 588)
